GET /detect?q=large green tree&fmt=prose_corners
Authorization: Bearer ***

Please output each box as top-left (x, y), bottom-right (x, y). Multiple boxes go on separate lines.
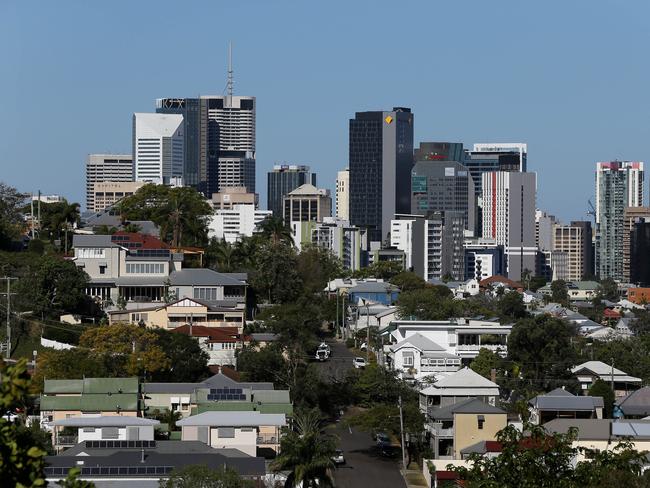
top-left (296, 244), bottom-right (343, 295)
top-left (34, 200), bottom-right (80, 245)
top-left (257, 216), bottom-right (293, 247)
top-left (162, 465), bottom-right (253, 488)
top-left (589, 379), bottom-right (615, 419)
top-left (117, 184), bottom-right (212, 247)
top-left (0, 182), bottom-right (27, 248)
top-left (251, 243), bottom-right (302, 303)
top-left (470, 348), bottom-right (502, 380)
top-left (390, 271), bottom-right (427, 292)
top-left (596, 278), bottom-right (619, 302)
top-left (551, 280), bottom-right (569, 305)
top-left (271, 409), bottom-right (336, 488)
top-left (396, 286), bottom-right (458, 320)
top-left (149, 328), bottom-right (210, 382)
top-left (496, 291), bottom-right (528, 320)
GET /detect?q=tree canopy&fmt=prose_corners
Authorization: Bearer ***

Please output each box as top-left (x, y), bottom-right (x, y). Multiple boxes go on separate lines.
top-left (117, 184), bottom-right (212, 247)
top-left (162, 465), bottom-right (253, 488)
top-left (0, 182), bottom-right (27, 249)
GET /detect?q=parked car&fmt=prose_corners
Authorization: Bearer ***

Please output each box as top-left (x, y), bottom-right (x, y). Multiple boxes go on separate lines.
top-left (353, 357), bottom-right (366, 369)
top-left (375, 432), bottom-right (391, 448)
top-left (332, 449), bottom-right (345, 465)
top-left (315, 343), bottom-right (331, 361)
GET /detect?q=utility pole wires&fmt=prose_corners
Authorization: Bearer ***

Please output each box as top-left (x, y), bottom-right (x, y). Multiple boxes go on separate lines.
top-left (0, 276), bottom-right (18, 359)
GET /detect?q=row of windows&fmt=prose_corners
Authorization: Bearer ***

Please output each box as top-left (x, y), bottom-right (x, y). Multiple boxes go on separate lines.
top-left (194, 288), bottom-right (218, 301)
top-left (77, 248), bottom-right (105, 259)
top-left (126, 263), bottom-right (165, 274)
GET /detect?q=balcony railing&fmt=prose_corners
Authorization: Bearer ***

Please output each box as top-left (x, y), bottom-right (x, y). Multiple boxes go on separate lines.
top-left (420, 365), bottom-right (460, 373)
top-left (428, 423), bottom-right (454, 437)
top-left (257, 434), bottom-right (280, 445)
top-left (456, 344), bottom-right (507, 353)
top-left (56, 435), bottom-right (78, 446)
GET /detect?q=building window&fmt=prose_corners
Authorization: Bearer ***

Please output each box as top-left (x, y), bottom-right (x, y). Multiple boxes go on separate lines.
top-left (403, 353), bottom-right (414, 367)
top-left (478, 415), bottom-right (485, 430)
top-left (83, 427), bottom-right (96, 433)
top-left (194, 288), bottom-right (218, 301)
top-left (99, 265), bottom-right (106, 275)
top-left (102, 427), bottom-right (119, 439)
top-left (217, 427), bottom-right (235, 438)
top-left (77, 248), bottom-right (106, 259)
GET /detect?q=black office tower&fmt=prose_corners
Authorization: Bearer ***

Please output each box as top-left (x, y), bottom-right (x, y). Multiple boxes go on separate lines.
top-left (349, 107), bottom-right (414, 243)
top-left (267, 165), bottom-right (313, 218)
top-left (630, 219), bottom-right (650, 286)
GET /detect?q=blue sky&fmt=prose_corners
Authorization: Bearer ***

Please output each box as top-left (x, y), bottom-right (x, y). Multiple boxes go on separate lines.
top-left (2, 0), bottom-right (649, 221)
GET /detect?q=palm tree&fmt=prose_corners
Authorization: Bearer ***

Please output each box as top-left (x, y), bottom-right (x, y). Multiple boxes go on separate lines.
top-left (258, 216), bottom-right (293, 247)
top-left (272, 409), bottom-right (336, 487)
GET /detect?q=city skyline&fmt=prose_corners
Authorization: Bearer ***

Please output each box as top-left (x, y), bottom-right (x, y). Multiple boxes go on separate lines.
top-left (3, 1), bottom-right (650, 221)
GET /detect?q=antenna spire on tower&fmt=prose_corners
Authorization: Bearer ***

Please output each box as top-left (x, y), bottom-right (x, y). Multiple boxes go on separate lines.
top-left (227, 41), bottom-right (234, 97)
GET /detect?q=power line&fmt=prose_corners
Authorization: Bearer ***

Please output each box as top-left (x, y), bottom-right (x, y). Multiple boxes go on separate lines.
top-left (0, 276), bottom-right (17, 359)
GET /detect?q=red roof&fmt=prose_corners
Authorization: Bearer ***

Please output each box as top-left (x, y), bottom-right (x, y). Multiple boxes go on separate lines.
top-left (479, 275), bottom-right (524, 289)
top-left (603, 308), bottom-right (621, 318)
top-left (112, 232), bottom-right (169, 249)
top-left (484, 441), bottom-right (503, 452)
top-left (436, 471), bottom-right (460, 480)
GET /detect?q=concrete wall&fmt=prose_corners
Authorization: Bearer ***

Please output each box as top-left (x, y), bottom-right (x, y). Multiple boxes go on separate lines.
top-left (209, 427), bottom-right (257, 456)
top-left (77, 425), bottom-right (154, 443)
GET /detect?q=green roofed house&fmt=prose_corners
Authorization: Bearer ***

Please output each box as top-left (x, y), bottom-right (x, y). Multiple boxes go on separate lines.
top-left (143, 371), bottom-right (292, 420)
top-left (40, 377), bottom-right (141, 447)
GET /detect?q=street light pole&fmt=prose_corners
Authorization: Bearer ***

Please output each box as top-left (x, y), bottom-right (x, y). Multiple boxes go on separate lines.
top-left (364, 300), bottom-right (370, 364)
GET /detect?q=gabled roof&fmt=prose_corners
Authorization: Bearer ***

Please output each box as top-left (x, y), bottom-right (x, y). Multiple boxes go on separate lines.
top-left (169, 269), bottom-right (246, 287)
top-left (433, 367), bottom-right (499, 389)
top-left (618, 387), bottom-right (650, 416)
top-left (571, 361), bottom-right (628, 377)
top-left (177, 411), bottom-right (286, 427)
top-left (529, 388), bottom-right (604, 411)
top-left (479, 275), bottom-right (523, 289)
top-left (172, 324), bottom-right (240, 342)
top-left (349, 281), bottom-right (400, 293)
top-left (73, 234), bottom-right (120, 248)
top-left (143, 373), bottom-right (274, 395)
top-left (391, 333), bottom-right (446, 353)
top-left (287, 183), bottom-right (329, 196)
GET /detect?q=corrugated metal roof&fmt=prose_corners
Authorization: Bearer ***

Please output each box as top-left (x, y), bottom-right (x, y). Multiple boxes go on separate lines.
top-left (169, 269), bottom-right (246, 286)
top-left (53, 416), bottom-right (159, 427)
top-left (177, 411), bottom-right (286, 427)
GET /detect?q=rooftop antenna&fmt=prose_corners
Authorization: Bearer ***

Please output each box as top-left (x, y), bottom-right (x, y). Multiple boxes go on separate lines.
top-left (227, 41), bottom-right (234, 98)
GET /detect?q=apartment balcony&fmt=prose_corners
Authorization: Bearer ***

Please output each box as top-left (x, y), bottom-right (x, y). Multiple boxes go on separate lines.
top-left (257, 434), bottom-right (280, 445)
top-left (56, 435), bottom-right (78, 447)
top-left (420, 365), bottom-right (460, 373)
top-left (456, 344), bottom-right (507, 355)
top-left (427, 423), bottom-right (454, 437)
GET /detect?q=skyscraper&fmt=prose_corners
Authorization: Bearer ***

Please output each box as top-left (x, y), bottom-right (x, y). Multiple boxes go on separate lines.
top-left (336, 169), bottom-right (350, 221)
top-left (464, 143), bottom-right (527, 198)
top-left (623, 207), bottom-right (650, 283)
top-left (630, 217), bottom-right (650, 286)
top-left (553, 221), bottom-right (593, 281)
top-left (481, 171), bottom-right (537, 281)
top-left (595, 161), bottom-right (644, 280)
top-left (132, 113), bottom-right (184, 185)
top-left (267, 165), bottom-right (313, 218)
top-left (411, 142), bottom-right (476, 233)
top-left (349, 107), bottom-right (414, 242)
top-left (283, 184), bottom-right (331, 223)
top-left (85, 154), bottom-right (133, 211)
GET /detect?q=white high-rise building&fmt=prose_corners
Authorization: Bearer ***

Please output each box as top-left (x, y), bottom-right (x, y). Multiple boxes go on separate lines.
top-left (132, 113), bottom-right (184, 185)
top-left (208, 204), bottom-right (271, 243)
top-left (482, 172), bottom-right (537, 281)
top-left (85, 154), bottom-right (133, 211)
top-left (336, 169), bottom-right (349, 221)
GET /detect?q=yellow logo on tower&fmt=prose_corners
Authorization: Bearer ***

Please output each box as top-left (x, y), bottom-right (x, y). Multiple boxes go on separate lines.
top-left (384, 115), bottom-right (393, 124)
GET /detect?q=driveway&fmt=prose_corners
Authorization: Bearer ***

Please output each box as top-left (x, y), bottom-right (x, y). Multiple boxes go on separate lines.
top-left (330, 421), bottom-right (406, 488)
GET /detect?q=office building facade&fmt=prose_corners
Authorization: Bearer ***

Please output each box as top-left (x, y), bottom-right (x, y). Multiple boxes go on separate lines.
top-left (623, 207), bottom-right (650, 283)
top-left (349, 107), bottom-right (414, 242)
top-left (481, 171), bottom-right (537, 281)
top-left (411, 145), bottom-right (476, 232)
top-left (292, 218), bottom-right (364, 271)
top-left (464, 143), bottom-right (527, 199)
top-left (464, 239), bottom-right (505, 281)
top-left (89, 181), bottom-right (145, 214)
top-left (283, 184), bottom-right (331, 223)
top-left (336, 169), bottom-right (350, 221)
top-left (85, 154), bottom-right (134, 211)
top-left (595, 161), bottom-right (644, 280)
top-left (211, 187), bottom-right (258, 210)
top-left (267, 165), bottom-right (314, 218)
top-left (132, 113), bottom-right (184, 185)
top-left (156, 95), bottom-right (255, 196)
top-left (208, 205), bottom-right (272, 243)
top-left (630, 218), bottom-right (650, 286)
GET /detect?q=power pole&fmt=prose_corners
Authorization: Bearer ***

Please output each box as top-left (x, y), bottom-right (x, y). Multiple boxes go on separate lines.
top-left (398, 394), bottom-right (407, 471)
top-left (1, 277), bottom-right (18, 359)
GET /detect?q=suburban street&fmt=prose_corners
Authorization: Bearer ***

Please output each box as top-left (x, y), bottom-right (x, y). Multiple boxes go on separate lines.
top-left (314, 339), bottom-right (357, 381)
top-left (330, 420), bottom-right (406, 488)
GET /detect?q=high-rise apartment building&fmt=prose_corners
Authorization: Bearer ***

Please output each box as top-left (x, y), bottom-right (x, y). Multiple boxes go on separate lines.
top-left (336, 169), bottom-right (350, 221)
top-left (155, 95), bottom-right (255, 196)
top-left (349, 107), bottom-right (414, 242)
top-left (595, 161), bottom-right (644, 280)
top-left (481, 171), bottom-right (537, 281)
top-left (211, 187), bottom-right (258, 210)
top-left (283, 184), bottom-right (331, 223)
top-left (623, 207), bottom-right (650, 283)
top-left (85, 154), bottom-right (133, 211)
top-left (553, 221), bottom-right (593, 281)
top-left (464, 238), bottom-right (505, 281)
top-left (267, 165), bottom-right (314, 217)
top-left (535, 210), bottom-right (559, 252)
top-left (208, 204), bottom-right (272, 243)
top-left (292, 218), bottom-right (364, 271)
top-left (464, 143), bottom-right (527, 198)
top-left (391, 212), bottom-right (465, 281)
top-left (414, 142), bottom-right (465, 163)
top-left (411, 143), bottom-right (476, 233)
top-left (132, 113), bottom-right (184, 185)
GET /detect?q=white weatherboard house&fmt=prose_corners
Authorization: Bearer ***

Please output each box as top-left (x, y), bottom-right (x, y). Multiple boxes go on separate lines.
top-left (52, 416), bottom-right (159, 450)
top-left (419, 367), bottom-right (500, 412)
top-left (389, 333), bottom-right (462, 381)
top-left (571, 361), bottom-right (641, 398)
top-left (383, 318), bottom-right (511, 366)
top-left (177, 411), bottom-right (286, 457)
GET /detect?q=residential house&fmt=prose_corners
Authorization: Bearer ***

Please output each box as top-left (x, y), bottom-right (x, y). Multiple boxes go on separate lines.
top-left (348, 280), bottom-right (400, 306)
top-left (617, 387), bottom-right (650, 418)
top-left (419, 367), bottom-right (500, 412)
top-left (383, 318), bottom-right (511, 364)
top-left (389, 333), bottom-right (462, 381)
top-left (528, 388), bottom-right (603, 425)
top-left (108, 297), bottom-right (245, 332)
top-left (538, 281), bottom-right (600, 302)
top-left (44, 440), bottom-right (265, 487)
top-left (51, 416), bottom-right (158, 452)
top-left (353, 301), bottom-right (394, 330)
top-left (172, 324), bottom-right (242, 366)
top-left (571, 361), bottom-right (641, 398)
top-left (544, 418), bottom-right (650, 463)
top-left (40, 377), bottom-right (140, 433)
top-left (478, 275), bottom-right (524, 295)
top-left (446, 279), bottom-right (480, 298)
top-left (177, 411), bottom-right (287, 457)
top-left (426, 398), bottom-right (507, 460)
top-left (628, 287), bottom-right (650, 305)
top-left (142, 372), bottom-right (292, 420)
